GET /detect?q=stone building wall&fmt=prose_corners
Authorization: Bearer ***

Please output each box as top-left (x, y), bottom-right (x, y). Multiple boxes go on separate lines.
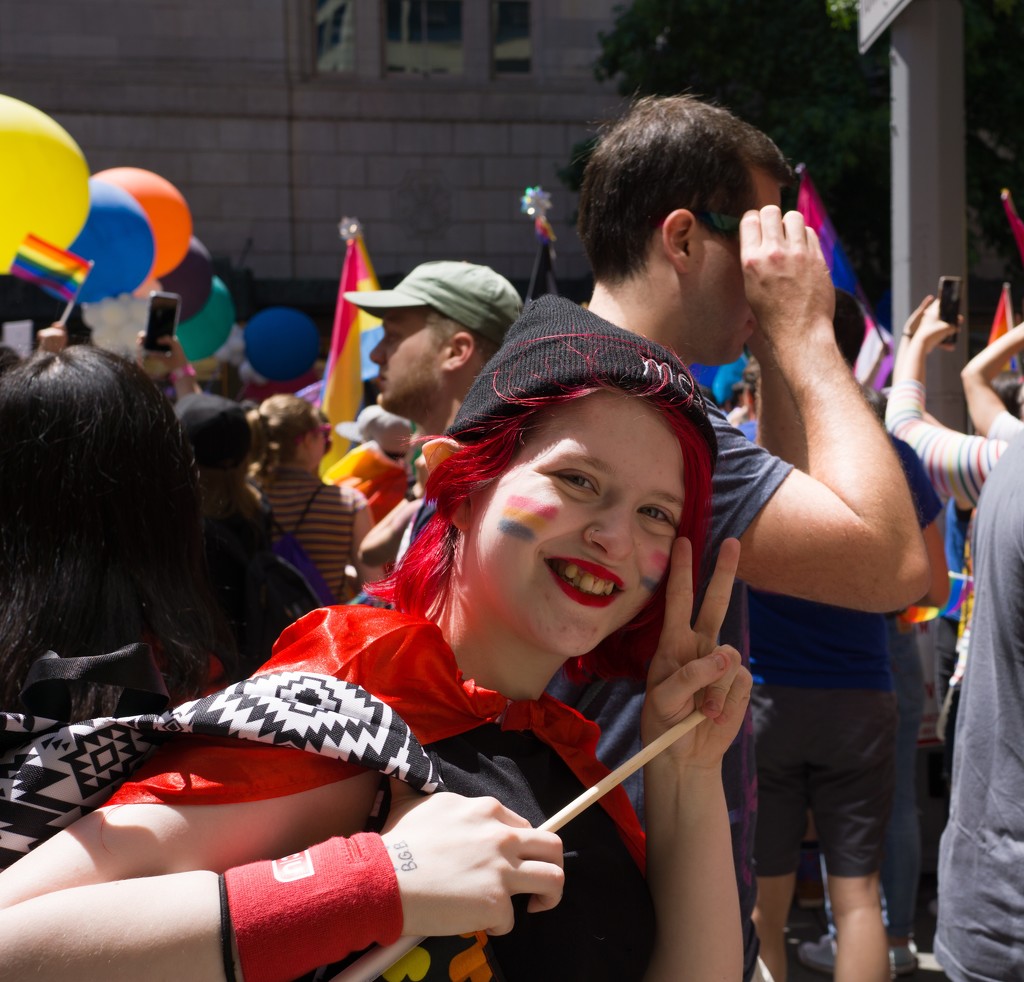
top-left (0, 1), bottom-right (623, 299)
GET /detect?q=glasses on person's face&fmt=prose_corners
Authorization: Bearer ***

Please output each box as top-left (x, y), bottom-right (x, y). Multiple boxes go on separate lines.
top-left (297, 424), bottom-right (333, 451)
top-left (693, 211), bottom-right (742, 236)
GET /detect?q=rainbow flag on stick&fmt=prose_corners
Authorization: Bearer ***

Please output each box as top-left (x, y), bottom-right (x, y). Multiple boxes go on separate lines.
top-left (10, 233), bottom-right (92, 303)
top-left (1002, 189), bottom-right (1024, 269)
top-left (319, 220), bottom-right (381, 476)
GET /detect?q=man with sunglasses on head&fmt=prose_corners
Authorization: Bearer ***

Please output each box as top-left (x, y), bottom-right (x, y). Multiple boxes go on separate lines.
top-left (547, 94), bottom-right (930, 982)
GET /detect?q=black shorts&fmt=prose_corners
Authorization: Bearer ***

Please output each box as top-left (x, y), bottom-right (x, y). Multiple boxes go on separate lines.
top-left (752, 685), bottom-right (897, 878)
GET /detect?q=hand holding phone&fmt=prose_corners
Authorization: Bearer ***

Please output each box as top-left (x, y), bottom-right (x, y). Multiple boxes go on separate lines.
top-left (143, 291), bottom-right (182, 352)
top-left (938, 276), bottom-right (962, 348)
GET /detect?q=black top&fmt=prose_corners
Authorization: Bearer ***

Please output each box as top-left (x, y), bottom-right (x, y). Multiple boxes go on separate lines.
top-left (424, 723), bottom-right (655, 981)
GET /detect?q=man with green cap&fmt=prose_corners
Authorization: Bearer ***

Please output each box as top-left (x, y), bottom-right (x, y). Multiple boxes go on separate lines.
top-left (346, 260), bottom-right (521, 436)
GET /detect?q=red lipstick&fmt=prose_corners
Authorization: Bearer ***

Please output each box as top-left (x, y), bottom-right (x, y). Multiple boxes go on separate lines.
top-left (557, 558), bottom-right (624, 588)
top-left (547, 557), bottom-right (622, 608)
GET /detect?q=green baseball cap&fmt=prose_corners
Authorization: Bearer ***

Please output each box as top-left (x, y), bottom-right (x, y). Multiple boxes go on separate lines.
top-left (344, 261), bottom-right (522, 345)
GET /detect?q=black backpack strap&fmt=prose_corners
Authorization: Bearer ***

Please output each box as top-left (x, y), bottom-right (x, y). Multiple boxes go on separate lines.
top-left (255, 493), bottom-right (274, 548)
top-left (206, 516), bottom-right (254, 570)
top-left (292, 485), bottom-right (324, 534)
top-left (20, 644), bottom-right (170, 721)
top-left (270, 485), bottom-right (324, 539)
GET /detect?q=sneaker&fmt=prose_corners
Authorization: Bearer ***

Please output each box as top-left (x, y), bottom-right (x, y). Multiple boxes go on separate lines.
top-left (797, 934), bottom-right (918, 978)
top-left (796, 935), bottom-right (835, 975)
top-left (889, 942), bottom-right (919, 977)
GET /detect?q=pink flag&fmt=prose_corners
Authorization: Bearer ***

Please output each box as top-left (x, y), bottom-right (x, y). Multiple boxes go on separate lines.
top-left (796, 165), bottom-right (891, 387)
top-left (1002, 189), bottom-right (1024, 268)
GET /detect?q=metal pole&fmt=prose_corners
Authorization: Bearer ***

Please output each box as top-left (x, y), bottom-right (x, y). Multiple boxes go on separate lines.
top-left (890, 0), bottom-right (966, 430)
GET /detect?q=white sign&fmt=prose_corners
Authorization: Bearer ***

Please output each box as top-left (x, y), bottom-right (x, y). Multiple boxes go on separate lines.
top-left (859, 0), bottom-right (915, 52)
top-left (1, 320), bottom-right (34, 359)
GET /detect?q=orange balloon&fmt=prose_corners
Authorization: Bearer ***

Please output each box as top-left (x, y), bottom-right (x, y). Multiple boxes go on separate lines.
top-left (93, 167), bottom-right (192, 278)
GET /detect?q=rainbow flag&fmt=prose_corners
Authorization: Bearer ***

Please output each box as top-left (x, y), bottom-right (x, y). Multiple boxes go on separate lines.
top-left (898, 572), bottom-right (971, 625)
top-left (796, 165), bottom-right (891, 387)
top-left (1002, 189), bottom-right (1024, 268)
top-left (9, 233), bottom-right (92, 302)
top-left (986, 281), bottom-right (1017, 373)
top-left (319, 232), bottom-right (381, 475)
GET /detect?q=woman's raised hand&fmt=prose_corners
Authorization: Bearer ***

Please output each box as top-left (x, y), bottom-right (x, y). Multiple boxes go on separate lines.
top-left (905, 295), bottom-right (960, 354)
top-left (641, 537), bottom-right (751, 767)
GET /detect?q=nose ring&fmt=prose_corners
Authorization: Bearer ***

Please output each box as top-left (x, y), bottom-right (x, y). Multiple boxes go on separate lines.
top-left (588, 526), bottom-right (599, 546)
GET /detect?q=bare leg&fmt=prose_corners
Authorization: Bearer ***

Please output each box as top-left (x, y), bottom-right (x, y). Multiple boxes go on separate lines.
top-left (828, 872), bottom-right (889, 982)
top-left (753, 873), bottom-right (796, 982)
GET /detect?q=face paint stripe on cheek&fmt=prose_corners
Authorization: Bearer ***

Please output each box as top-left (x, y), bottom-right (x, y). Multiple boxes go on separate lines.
top-left (505, 495), bottom-right (558, 520)
top-left (498, 495), bottom-right (558, 540)
top-left (497, 519), bottom-right (538, 541)
top-left (641, 550), bottom-right (671, 592)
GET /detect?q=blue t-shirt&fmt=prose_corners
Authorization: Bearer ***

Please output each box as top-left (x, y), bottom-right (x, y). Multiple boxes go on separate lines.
top-left (748, 436), bottom-right (942, 689)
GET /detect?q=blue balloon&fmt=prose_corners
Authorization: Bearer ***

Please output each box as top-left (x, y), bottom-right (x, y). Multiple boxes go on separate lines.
top-left (70, 178), bottom-right (155, 303)
top-left (711, 354), bottom-right (748, 407)
top-left (244, 307), bottom-right (321, 381)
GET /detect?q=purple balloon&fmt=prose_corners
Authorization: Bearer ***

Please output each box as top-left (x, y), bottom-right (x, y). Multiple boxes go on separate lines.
top-left (161, 236), bottom-right (213, 320)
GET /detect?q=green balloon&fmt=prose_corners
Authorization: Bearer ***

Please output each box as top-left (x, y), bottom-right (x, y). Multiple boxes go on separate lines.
top-left (177, 275), bottom-right (235, 361)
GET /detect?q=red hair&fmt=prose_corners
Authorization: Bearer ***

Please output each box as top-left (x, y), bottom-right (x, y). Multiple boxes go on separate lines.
top-left (370, 383), bottom-right (713, 683)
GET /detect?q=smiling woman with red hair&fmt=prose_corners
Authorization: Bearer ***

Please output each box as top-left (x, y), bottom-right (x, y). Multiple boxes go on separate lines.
top-left (0, 299), bottom-right (749, 982)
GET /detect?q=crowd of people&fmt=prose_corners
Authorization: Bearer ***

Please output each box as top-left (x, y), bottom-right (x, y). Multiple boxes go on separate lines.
top-left (0, 92), bottom-right (1018, 982)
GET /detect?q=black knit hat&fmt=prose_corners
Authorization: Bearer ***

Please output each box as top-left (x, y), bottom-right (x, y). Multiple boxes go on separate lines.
top-left (175, 393), bottom-right (252, 470)
top-left (447, 295), bottom-right (717, 461)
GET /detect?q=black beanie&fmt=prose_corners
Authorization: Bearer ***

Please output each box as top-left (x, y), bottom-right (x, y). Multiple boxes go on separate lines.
top-left (175, 393), bottom-right (252, 470)
top-left (447, 295), bottom-right (717, 461)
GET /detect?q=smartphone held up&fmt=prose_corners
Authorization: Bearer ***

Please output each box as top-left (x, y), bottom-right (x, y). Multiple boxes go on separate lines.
top-left (143, 291), bottom-right (182, 352)
top-left (938, 275), bottom-right (962, 348)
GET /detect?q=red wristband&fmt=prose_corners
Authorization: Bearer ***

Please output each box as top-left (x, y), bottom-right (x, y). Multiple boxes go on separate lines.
top-left (224, 832), bottom-right (402, 982)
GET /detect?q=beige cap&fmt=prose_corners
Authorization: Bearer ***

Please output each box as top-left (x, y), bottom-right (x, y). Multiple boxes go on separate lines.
top-left (345, 261), bottom-right (522, 345)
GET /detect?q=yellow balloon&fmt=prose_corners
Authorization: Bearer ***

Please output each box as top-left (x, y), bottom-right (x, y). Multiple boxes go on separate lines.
top-left (0, 94), bottom-right (90, 273)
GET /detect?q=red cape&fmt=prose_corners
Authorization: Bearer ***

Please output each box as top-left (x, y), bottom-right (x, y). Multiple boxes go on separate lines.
top-left (111, 606), bottom-right (646, 870)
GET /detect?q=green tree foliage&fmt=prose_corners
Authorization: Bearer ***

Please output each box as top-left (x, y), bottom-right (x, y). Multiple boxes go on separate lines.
top-left (565, 0), bottom-right (1024, 300)
top-left (964, 1), bottom-right (1024, 274)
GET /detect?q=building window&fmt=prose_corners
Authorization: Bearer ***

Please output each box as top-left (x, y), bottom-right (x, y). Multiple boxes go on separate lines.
top-left (492, 1), bottom-right (530, 75)
top-left (384, 1), bottom-right (463, 76)
top-left (316, 0), bottom-right (355, 72)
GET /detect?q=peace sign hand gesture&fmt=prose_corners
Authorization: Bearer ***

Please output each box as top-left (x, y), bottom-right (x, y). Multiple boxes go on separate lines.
top-left (641, 537), bottom-right (752, 770)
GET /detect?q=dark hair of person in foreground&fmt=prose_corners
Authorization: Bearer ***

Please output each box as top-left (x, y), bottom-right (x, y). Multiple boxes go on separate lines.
top-left (0, 345), bottom-right (235, 717)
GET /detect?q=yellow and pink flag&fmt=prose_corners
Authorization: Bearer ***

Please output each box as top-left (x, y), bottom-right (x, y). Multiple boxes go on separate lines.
top-left (318, 225), bottom-right (381, 475)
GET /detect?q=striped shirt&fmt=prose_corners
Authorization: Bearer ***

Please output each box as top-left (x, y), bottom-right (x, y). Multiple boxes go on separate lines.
top-left (262, 467), bottom-right (368, 602)
top-left (886, 379), bottom-right (1006, 509)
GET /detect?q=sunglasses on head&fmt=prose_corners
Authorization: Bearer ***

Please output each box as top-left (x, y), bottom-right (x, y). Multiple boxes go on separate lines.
top-left (651, 210), bottom-right (743, 236)
top-left (692, 211), bottom-right (742, 235)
